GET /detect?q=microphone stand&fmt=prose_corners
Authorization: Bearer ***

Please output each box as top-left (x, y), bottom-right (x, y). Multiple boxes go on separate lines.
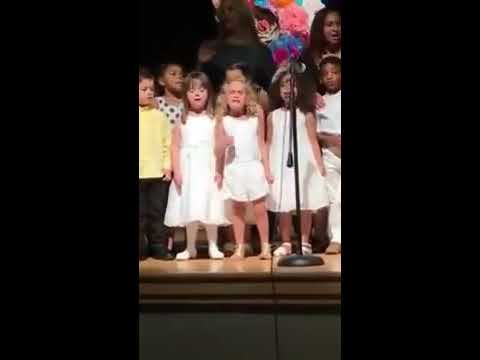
top-left (277, 59), bottom-right (324, 267)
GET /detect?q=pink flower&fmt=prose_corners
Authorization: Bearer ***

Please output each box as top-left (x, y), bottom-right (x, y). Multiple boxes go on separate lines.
top-left (278, 3), bottom-right (309, 39)
top-left (273, 48), bottom-right (289, 65)
top-left (256, 19), bottom-right (271, 33)
top-left (255, 17), bottom-right (280, 45)
top-left (289, 46), bottom-right (299, 59)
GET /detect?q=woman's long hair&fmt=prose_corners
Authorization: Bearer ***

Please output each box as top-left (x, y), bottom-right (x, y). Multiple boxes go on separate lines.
top-left (307, 8), bottom-right (341, 59)
top-left (216, 0), bottom-right (261, 45)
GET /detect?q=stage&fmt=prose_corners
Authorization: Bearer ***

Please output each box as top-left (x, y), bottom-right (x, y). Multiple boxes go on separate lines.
top-left (140, 254), bottom-right (341, 360)
top-left (140, 254), bottom-right (341, 306)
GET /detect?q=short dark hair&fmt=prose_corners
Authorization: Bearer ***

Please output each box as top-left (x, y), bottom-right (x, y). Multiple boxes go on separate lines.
top-left (139, 67), bottom-right (153, 82)
top-left (155, 63), bottom-right (185, 79)
top-left (318, 56), bottom-right (341, 73)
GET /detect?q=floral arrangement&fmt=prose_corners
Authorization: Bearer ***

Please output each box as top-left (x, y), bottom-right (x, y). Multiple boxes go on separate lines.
top-left (253, 5), bottom-right (280, 44)
top-left (209, 0), bottom-right (335, 69)
top-left (268, 33), bottom-right (305, 66)
top-left (255, 17), bottom-right (280, 44)
top-left (277, 3), bottom-right (309, 44)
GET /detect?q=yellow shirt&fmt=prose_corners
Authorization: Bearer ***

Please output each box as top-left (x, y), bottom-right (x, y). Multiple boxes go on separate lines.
top-left (139, 106), bottom-right (172, 179)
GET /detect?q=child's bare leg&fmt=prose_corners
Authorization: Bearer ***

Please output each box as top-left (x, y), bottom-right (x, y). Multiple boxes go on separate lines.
top-left (301, 210), bottom-right (313, 255)
top-left (279, 213), bottom-right (292, 244)
top-left (273, 212), bottom-right (293, 256)
top-left (204, 224), bottom-right (224, 260)
top-left (231, 200), bottom-right (246, 259)
top-left (176, 221), bottom-right (199, 260)
top-left (253, 197), bottom-right (271, 260)
top-left (314, 207), bottom-right (329, 252)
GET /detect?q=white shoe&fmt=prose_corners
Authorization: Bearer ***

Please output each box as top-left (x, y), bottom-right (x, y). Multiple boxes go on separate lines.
top-left (208, 245), bottom-right (225, 260)
top-left (175, 249), bottom-right (197, 261)
top-left (302, 242), bottom-right (313, 255)
top-left (273, 242), bottom-right (292, 257)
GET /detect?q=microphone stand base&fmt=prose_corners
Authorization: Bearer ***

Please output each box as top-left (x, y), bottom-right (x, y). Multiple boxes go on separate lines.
top-left (277, 254), bottom-right (325, 267)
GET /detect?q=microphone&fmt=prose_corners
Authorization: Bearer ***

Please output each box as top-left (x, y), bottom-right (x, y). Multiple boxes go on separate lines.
top-left (270, 58), bottom-right (306, 85)
top-left (287, 59), bottom-right (306, 74)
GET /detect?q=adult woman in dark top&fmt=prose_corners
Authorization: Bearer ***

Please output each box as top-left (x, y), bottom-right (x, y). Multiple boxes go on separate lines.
top-left (200, 0), bottom-right (276, 92)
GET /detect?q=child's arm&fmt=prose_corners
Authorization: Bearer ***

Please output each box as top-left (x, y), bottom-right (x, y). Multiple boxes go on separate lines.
top-left (257, 106), bottom-right (273, 184)
top-left (214, 121), bottom-right (230, 189)
top-left (258, 89), bottom-right (270, 116)
top-left (317, 132), bottom-right (341, 147)
top-left (161, 114), bottom-right (172, 181)
top-left (214, 122), bottom-right (227, 164)
top-left (266, 112), bottom-right (273, 150)
top-left (306, 112), bottom-right (326, 176)
top-left (171, 123), bottom-right (182, 190)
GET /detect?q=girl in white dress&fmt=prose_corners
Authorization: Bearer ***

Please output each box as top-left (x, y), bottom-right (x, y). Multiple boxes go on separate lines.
top-left (164, 72), bottom-right (229, 260)
top-left (267, 70), bottom-right (329, 257)
top-left (215, 79), bottom-right (273, 260)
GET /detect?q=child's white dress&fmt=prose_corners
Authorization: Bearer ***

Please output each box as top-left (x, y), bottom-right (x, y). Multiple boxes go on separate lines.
top-left (316, 91), bottom-right (341, 244)
top-left (267, 108), bottom-right (329, 213)
top-left (222, 115), bottom-right (269, 202)
top-left (164, 113), bottom-right (229, 226)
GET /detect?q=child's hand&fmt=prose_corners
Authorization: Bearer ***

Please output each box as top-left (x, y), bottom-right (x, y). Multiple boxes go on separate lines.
top-left (332, 135), bottom-right (341, 147)
top-left (265, 171), bottom-right (274, 184)
top-left (319, 163), bottom-right (326, 177)
top-left (173, 172), bottom-right (182, 192)
top-left (163, 169), bottom-right (172, 181)
top-left (214, 173), bottom-right (223, 190)
top-left (316, 93), bottom-right (325, 110)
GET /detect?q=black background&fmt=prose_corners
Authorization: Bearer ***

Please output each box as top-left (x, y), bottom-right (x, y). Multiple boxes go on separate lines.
top-left (140, 0), bottom-right (218, 70)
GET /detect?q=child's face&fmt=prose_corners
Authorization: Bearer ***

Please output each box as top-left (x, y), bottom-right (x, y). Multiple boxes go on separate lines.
top-left (226, 81), bottom-right (247, 114)
top-left (225, 69), bottom-right (246, 83)
top-left (186, 82), bottom-right (208, 112)
top-left (320, 63), bottom-right (341, 93)
top-left (323, 12), bottom-right (341, 46)
top-left (279, 74), bottom-right (297, 105)
top-left (139, 79), bottom-right (155, 106)
top-left (160, 65), bottom-right (184, 95)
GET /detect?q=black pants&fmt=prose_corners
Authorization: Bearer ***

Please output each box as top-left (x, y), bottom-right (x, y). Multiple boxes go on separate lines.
top-left (139, 178), bottom-right (171, 254)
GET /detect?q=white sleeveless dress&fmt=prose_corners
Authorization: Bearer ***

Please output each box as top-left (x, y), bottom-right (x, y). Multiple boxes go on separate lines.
top-left (222, 115), bottom-right (269, 202)
top-left (267, 108), bottom-right (329, 213)
top-left (164, 113), bottom-right (229, 226)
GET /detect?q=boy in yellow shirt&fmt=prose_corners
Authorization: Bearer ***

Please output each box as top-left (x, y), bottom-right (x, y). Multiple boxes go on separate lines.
top-left (139, 68), bottom-right (173, 260)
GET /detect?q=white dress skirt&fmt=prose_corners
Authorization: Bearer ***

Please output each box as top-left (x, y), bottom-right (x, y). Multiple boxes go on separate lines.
top-left (222, 115), bottom-right (269, 203)
top-left (267, 108), bottom-right (329, 213)
top-left (164, 113), bottom-right (230, 227)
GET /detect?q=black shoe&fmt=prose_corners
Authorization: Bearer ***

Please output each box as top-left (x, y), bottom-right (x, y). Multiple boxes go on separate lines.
top-left (152, 252), bottom-right (175, 261)
top-left (150, 247), bottom-right (175, 261)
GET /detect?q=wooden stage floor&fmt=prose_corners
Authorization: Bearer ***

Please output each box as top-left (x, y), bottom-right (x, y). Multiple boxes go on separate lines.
top-left (140, 254), bottom-right (341, 306)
